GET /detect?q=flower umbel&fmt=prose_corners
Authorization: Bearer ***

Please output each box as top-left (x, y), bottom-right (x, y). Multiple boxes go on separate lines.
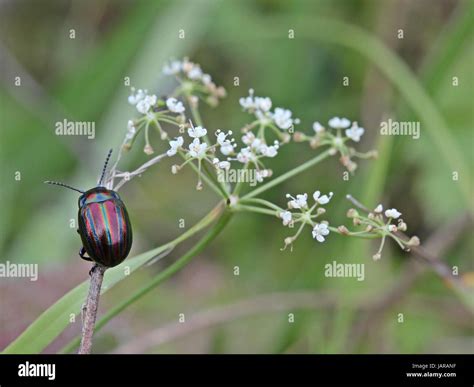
top-left (294, 116), bottom-right (377, 173)
top-left (279, 190), bottom-right (333, 250)
top-left (341, 197), bottom-right (420, 260)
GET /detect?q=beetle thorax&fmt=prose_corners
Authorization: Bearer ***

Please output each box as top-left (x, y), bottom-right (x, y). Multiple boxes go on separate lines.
top-left (79, 187), bottom-right (119, 207)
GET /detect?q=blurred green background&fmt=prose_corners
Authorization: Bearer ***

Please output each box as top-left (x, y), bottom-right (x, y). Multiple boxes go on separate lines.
top-left (0, 0), bottom-right (473, 353)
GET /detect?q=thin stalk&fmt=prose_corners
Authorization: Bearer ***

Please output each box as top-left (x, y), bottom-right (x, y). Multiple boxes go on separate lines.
top-left (78, 265), bottom-right (107, 354)
top-left (242, 149), bottom-right (331, 200)
top-left (240, 197), bottom-right (284, 212)
top-left (202, 160), bottom-right (229, 199)
top-left (233, 204), bottom-right (277, 216)
top-left (60, 210), bottom-right (233, 354)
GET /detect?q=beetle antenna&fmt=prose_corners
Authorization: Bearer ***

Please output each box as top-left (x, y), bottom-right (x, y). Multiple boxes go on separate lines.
top-left (98, 148), bottom-right (113, 186)
top-left (44, 181), bottom-right (85, 194)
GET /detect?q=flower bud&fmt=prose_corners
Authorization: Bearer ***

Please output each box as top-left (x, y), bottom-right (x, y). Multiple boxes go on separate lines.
top-left (407, 236), bottom-right (420, 247)
top-left (397, 220), bottom-right (407, 231)
top-left (316, 207), bottom-right (326, 215)
top-left (337, 225), bottom-right (349, 235)
top-left (293, 131), bottom-right (305, 142)
top-left (347, 208), bottom-right (359, 218)
top-left (144, 144), bottom-right (154, 155)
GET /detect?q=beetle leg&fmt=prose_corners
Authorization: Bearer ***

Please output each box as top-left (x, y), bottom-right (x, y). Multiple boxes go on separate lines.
top-left (89, 264), bottom-right (98, 277)
top-left (79, 247), bottom-right (92, 261)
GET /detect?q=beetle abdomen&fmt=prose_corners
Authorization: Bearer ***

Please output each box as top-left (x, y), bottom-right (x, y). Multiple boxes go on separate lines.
top-left (79, 199), bottom-right (132, 267)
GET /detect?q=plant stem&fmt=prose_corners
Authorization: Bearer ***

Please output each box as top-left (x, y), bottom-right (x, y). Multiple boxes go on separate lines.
top-left (78, 264), bottom-right (107, 354)
top-left (240, 197), bottom-right (284, 211)
top-left (233, 204), bottom-right (277, 216)
top-left (242, 149), bottom-right (331, 200)
top-left (60, 209), bottom-right (233, 354)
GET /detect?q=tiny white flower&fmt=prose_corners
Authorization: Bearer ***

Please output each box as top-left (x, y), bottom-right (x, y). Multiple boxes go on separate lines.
top-left (167, 136), bottom-right (184, 156)
top-left (374, 204), bottom-right (383, 213)
top-left (216, 131), bottom-right (228, 145)
top-left (286, 193), bottom-right (308, 209)
top-left (216, 130), bottom-right (235, 155)
top-left (136, 94), bottom-right (157, 114)
top-left (202, 74), bottom-right (212, 85)
top-left (236, 147), bottom-right (256, 163)
top-left (212, 158), bottom-right (230, 170)
top-left (250, 138), bottom-right (264, 151)
top-left (385, 208), bottom-right (401, 219)
top-left (256, 169), bottom-right (271, 182)
top-left (163, 60), bottom-right (182, 75)
top-left (126, 120), bottom-right (136, 140)
top-left (239, 96), bottom-right (255, 110)
top-left (273, 108), bottom-right (294, 130)
top-left (255, 109), bottom-right (272, 125)
top-left (345, 123), bottom-right (365, 142)
top-left (312, 223), bottom-right (330, 242)
top-left (313, 121), bottom-right (324, 133)
top-left (255, 96), bottom-right (272, 112)
top-left (188, 138), bottom-right (208, 158)
top-left (166, 97), bottom-right (185, 114)
top-left (387, 225), bottom-right (397, 232)
top-left (313, 191), bottom-right (334, 205)
top-left (188, 125), bottom-right (207, 138)
top-left (279, 211), bottom-right (292, 226)
top-left (220, 142), bottom-right (235, 156)
top-left (328, 117), bottom-right (351, 129)
top-left (242, 132), bottom-right (256, 145)
top-left (187, 65), bottom-right (203, 80)
top-left (260, 144), bottom-right (279, 158)
top-left (128, 88), bottom-right (147, 105)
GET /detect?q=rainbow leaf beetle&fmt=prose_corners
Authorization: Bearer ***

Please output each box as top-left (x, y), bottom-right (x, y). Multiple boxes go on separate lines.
top-left (45, 149), bottom-right (133, 268)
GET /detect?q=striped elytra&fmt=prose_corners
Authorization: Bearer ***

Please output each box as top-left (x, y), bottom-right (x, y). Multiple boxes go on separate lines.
top-left (78, 187), bottom-right (132, 267)
top-left (45, 149), bottom-right (133, 268)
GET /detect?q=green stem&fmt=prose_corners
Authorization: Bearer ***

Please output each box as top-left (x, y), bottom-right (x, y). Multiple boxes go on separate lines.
top-left (233, 204), bottom-right (277, 216)
top-left (190, 101), bottom-right (203, 127)
top-left (232, 162), bottom-right (249, 196)
top-left (242, 149), bottom-right (331, 200)
top-left (176, 149), bottom-right (223, 197)
top-left (202, 159), bottom-right (230, 199)
top-left (60, 209), bottom-right (233, 354)
top-left (240, 197), bottom-right (284, 212)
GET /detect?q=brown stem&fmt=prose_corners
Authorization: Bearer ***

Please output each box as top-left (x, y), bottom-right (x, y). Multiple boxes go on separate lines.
top-left (78, 264), bottom-right (107, 354)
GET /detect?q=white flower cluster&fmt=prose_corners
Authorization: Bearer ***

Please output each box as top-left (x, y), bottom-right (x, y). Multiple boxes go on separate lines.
top-left (162, 57), bottom-right (226, 106)
top-left (312, 117), bottom-right (365, 142)
top-left (294, 116), bottom-right (374, 173)
top-left (344, 202), bottom-right (419, 260)
top-left (279, 190), bottom-right (334, 250)
top-left (166, 120), bottom-right (282, 189)
top-left (128, 88), bottom-right (157, 114)
top-left (166, 123), bottom-right (237, 189)
top-left (165, 97), bottom-right (185, 114)
top-left (240, 89), bottom-right (300, 130)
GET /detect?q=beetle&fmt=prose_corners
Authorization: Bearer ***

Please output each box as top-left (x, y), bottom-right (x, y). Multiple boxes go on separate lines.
top-left (45, 149), bottom-right (133, 268)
